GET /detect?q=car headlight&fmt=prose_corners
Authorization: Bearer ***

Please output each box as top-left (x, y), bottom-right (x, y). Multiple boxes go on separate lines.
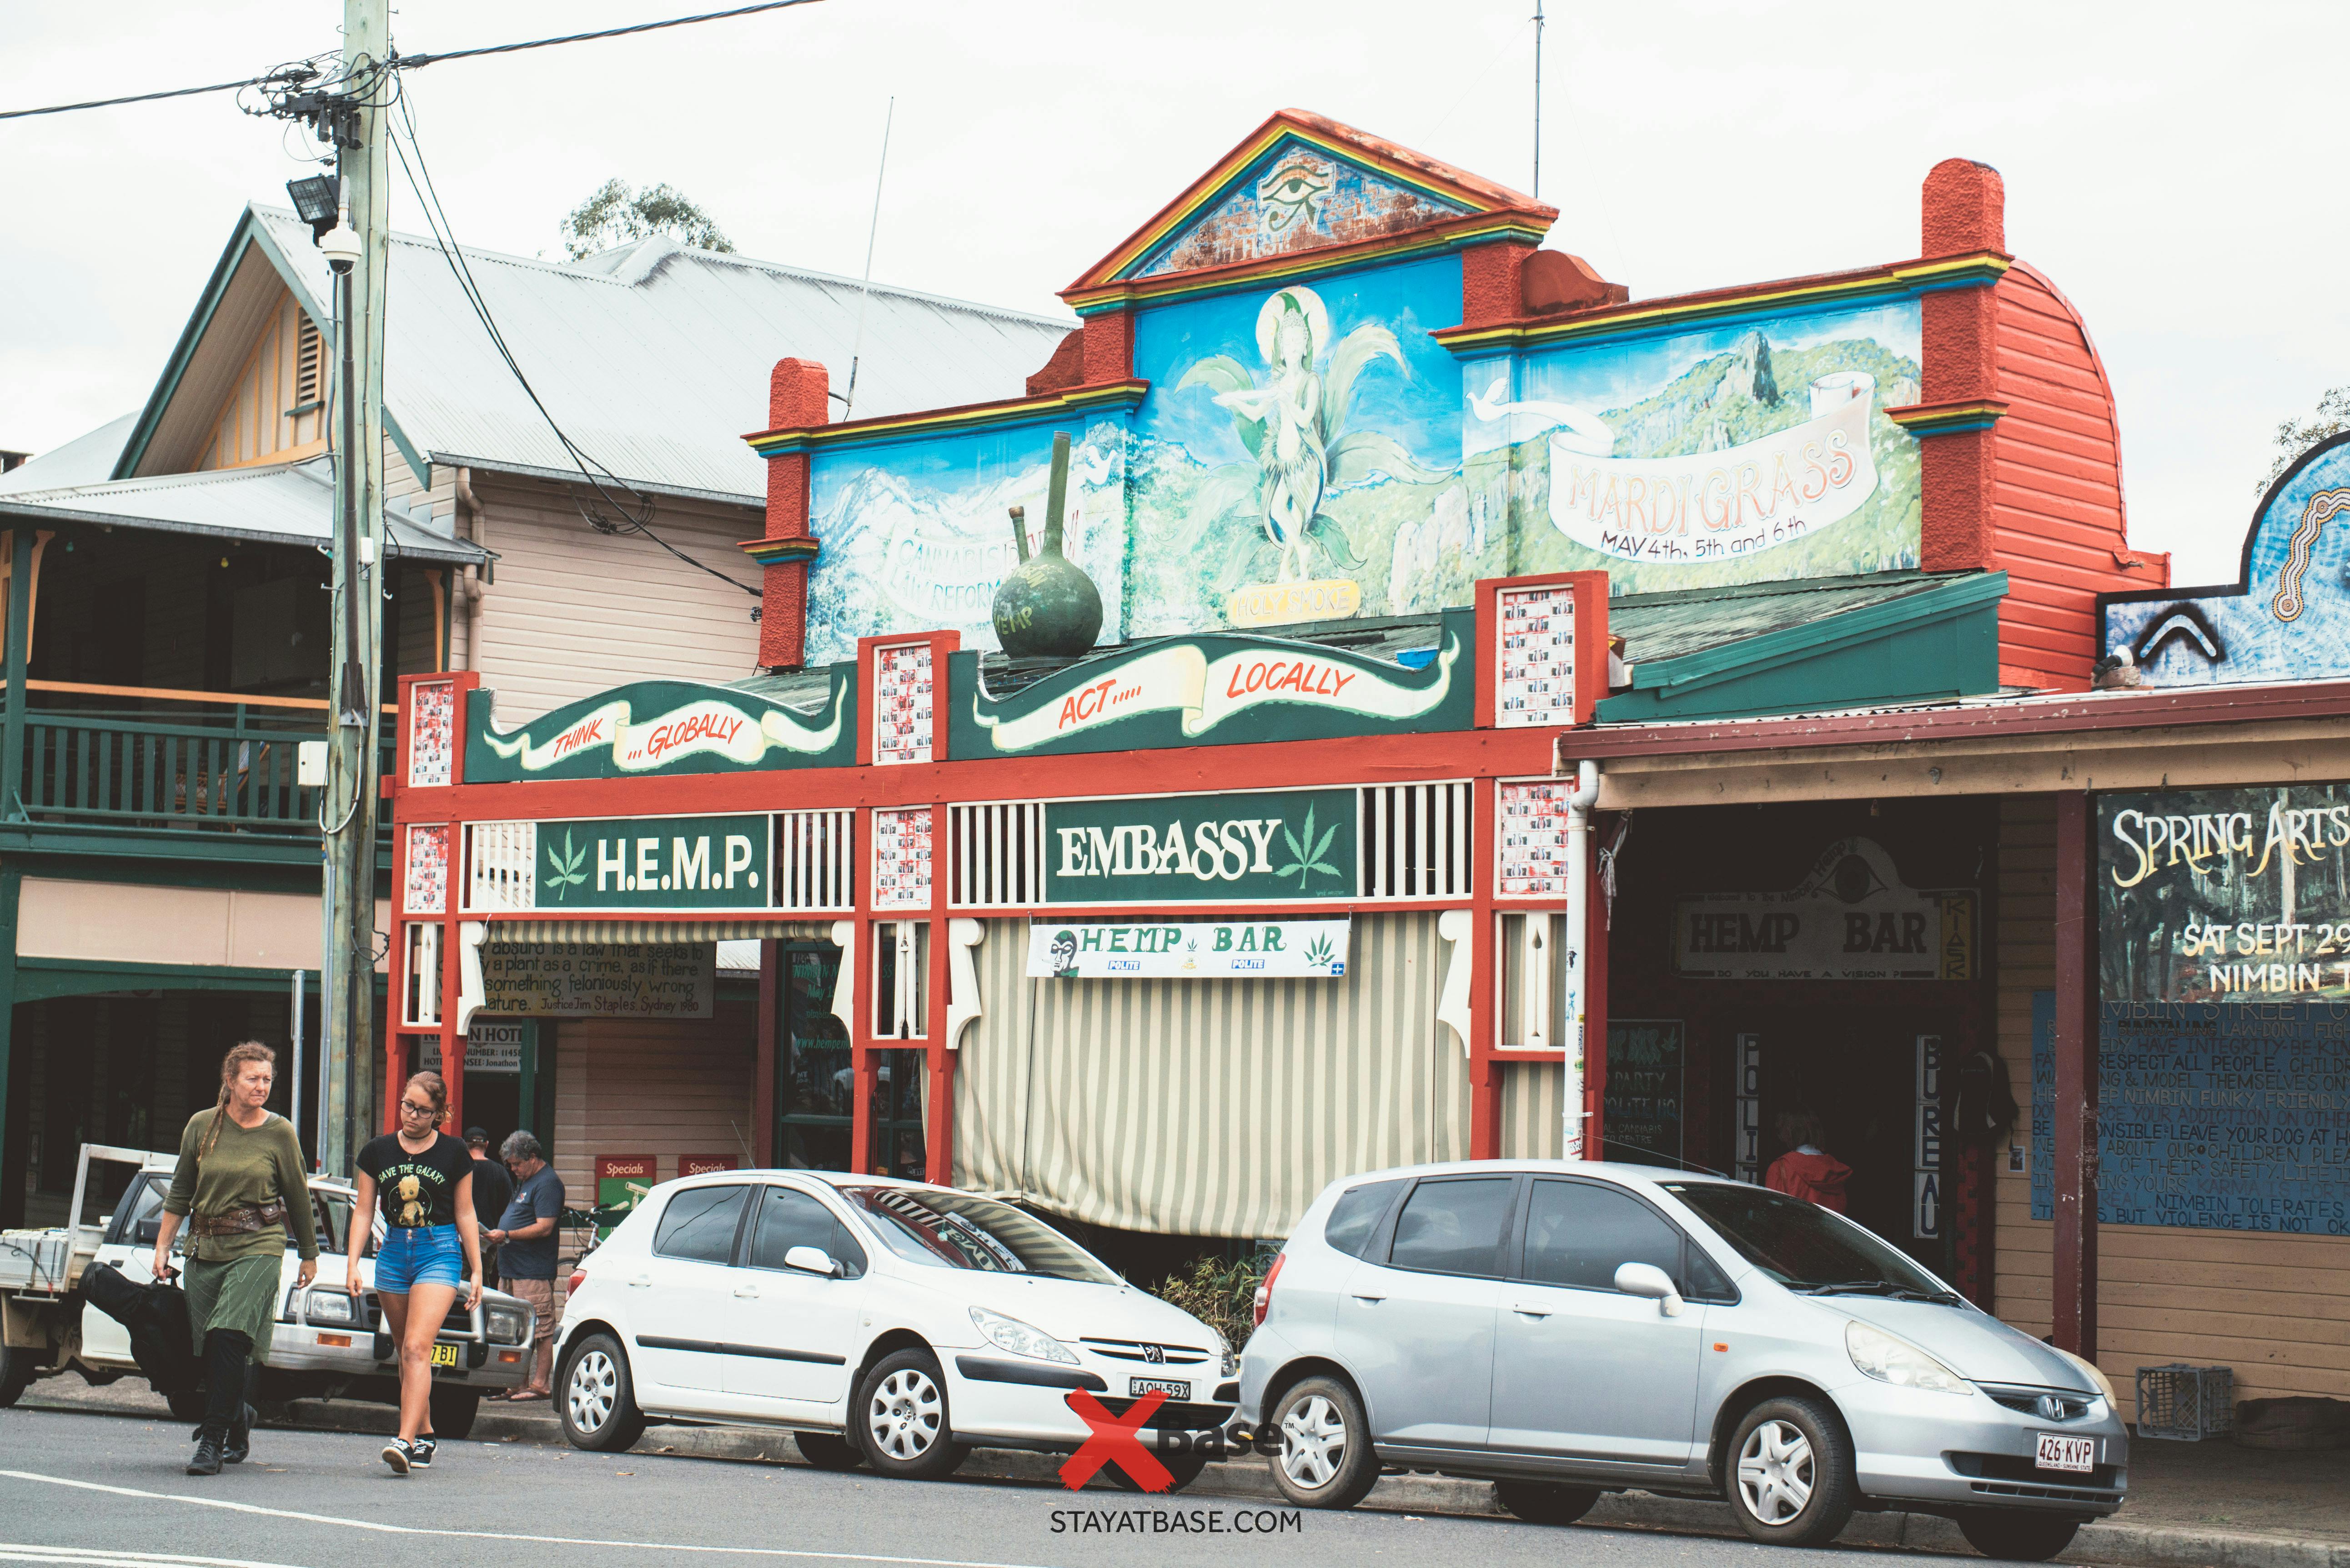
top-left (2051, 1345), bottom-right (2117, 1407)
top-left (485, 1304), bottom-right (529, 1346)
top-left (969, 1306), bottom-right (1077, 1365)
top-left (1212, 1328), bottom-right (1236, 1378)
top-left (1845, 1319), bottom-right (1972, 1395)
top-left (303, 1288), bottom-right (359, 1327)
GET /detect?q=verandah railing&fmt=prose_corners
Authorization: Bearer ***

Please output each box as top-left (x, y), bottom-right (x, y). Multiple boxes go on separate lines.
top-left (5, 680), bottom-right (400, 837)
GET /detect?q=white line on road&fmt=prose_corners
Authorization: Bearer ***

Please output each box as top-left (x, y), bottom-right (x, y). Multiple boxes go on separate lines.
top-left (0, 1472), bottom-right (1059, 1568)
top-left (0, 1550), bottom-right (311, 1568)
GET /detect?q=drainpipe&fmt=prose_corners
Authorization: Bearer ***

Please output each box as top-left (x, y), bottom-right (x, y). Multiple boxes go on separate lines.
top-left (454, 467), bottom-right (486, 672)
top-left (1562, 758), bottom-right (1601, 1160)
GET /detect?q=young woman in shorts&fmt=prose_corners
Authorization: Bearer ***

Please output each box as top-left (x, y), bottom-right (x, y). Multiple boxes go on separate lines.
top-left (346, 1071), bottom-right (482, 1474)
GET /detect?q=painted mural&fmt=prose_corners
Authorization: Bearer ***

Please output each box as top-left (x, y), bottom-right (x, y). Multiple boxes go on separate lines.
top-left (1132, 142), bottom-right (1469, 278)
top-left (2102, 433), bottom-right (2350, 688)
top-left (803, 420), bottom-right (1127, 666)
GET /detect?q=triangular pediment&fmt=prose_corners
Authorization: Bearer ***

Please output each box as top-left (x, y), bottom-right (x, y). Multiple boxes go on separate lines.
top-left (1068, 110), bottom-right (1554, 300)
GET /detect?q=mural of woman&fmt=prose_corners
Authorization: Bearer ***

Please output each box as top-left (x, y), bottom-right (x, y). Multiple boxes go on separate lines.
top-left (1214, 290), bottom-right (1329, 582)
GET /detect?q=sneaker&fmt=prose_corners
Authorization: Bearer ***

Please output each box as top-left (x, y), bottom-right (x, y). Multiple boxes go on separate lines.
top-left (381, 1439), bottom-right (413, 1476)
top-left (410, 1435), bottom-right (437, 1469)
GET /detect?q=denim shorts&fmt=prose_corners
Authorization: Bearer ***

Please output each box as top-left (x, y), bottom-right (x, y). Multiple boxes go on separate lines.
top-left (374, 1224), bottom-right (463, 1293)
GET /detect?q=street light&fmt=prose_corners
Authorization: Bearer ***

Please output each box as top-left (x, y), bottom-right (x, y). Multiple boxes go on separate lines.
top-left (285, 174), bottom-right (340, 241)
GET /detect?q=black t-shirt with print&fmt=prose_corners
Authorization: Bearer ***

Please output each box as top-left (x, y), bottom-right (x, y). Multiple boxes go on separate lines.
top-left (356, 1131), bottom-right (473, 1230)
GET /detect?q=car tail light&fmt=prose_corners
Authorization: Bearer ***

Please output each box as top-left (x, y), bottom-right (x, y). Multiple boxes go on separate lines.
top-left (566, 1267), bottom-right (587, 1294)
top-left (1253, 1252), bottom-right (1286, 1328)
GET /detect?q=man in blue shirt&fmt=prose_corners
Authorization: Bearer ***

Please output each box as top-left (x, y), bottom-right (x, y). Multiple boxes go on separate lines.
top-left (488, 1131), bottom-right (565, 1399)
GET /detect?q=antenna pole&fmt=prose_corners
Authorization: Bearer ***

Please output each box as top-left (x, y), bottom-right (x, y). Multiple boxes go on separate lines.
top-left (1532, 0), bottom-right (1544, 201)
top-left (842, 96), bottom-right (894, 419)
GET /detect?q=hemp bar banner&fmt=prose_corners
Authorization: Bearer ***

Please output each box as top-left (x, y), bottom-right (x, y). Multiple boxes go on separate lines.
top-left (1025, 919), bottom-right (1351, 979)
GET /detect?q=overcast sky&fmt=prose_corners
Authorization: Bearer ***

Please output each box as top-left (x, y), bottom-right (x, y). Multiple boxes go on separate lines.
top-left (5, 0), bottom-right (2344, 583)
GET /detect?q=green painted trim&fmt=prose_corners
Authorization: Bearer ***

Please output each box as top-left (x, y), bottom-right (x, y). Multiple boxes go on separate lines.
top-left (465, 675), bottom-right (856, 784)
top-left (0, 852), bottom-right (326, 895)
top-left (384, 415), bottom-right (431, 492)
top-left (15, 956), bottom-right (387, 1005)
top-left (114, 223), bottom-right (265, 480)
top-left (1595, 572), bottom-right (2007, 723)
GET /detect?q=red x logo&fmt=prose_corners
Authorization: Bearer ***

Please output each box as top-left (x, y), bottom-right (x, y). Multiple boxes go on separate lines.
top-left (1060, 1389), bottom-right (1171, 1491)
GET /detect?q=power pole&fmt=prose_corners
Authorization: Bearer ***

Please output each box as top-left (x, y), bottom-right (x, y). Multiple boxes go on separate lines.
top-left (319, 0), bottom-right (392, 1175)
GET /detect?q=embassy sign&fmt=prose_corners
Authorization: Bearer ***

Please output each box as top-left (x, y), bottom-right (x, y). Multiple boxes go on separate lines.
top-left (951, 611), bottom-right (1473, 759)
top-left (532, 814), bottom-right (773, 910)
top-left (466, 676), bottom-right (854, 783)
top-left (1043, 789), bottom-right (1357, 905)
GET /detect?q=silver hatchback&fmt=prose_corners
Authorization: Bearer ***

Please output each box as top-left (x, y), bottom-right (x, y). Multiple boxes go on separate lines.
top-left (1237, 1161), bottom-right (2127, 1559)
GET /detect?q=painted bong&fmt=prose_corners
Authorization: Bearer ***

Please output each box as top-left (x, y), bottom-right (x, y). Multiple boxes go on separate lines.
top-left (993, 430), bottom-right (1102, 658)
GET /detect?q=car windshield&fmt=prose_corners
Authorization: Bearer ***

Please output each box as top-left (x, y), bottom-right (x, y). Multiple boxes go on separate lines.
top-left (838, 1186), bottom-right (1118, 1286)
top-left (1662, 1182), bottom-right (1955, 1299)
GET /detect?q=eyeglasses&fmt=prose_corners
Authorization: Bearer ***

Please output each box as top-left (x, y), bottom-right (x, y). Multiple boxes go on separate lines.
top-left (399, 1101), bottom-right (437, 1117)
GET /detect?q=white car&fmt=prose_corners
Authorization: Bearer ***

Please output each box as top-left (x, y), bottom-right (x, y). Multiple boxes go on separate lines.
top-left (552, 1171), bottom-right (1237, 1485)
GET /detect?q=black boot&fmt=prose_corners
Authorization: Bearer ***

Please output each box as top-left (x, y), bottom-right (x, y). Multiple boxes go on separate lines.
top-left (224, 1362), bottom-right (259, 1464)
top-left (190, 1330), bottom-right (252, 1478)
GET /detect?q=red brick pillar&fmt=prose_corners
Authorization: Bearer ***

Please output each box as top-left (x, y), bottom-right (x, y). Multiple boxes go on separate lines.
top-left (1079, 310), bottom-right (1134, 384)
top-left (743, 358), bottom-right (830, 669)
top-left (1459, 241), bottom-right (1536, 330)
top-left (1917, 160), bottom-right (2006, 574)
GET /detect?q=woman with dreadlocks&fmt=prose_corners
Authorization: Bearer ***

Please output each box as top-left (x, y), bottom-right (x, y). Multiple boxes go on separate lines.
top-left (153, 1041), bottom-right (318, 1476)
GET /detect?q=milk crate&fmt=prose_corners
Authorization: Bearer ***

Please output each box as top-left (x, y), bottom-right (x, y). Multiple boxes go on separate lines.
top-left (2135, 1363), bottom-right (2233, 1441)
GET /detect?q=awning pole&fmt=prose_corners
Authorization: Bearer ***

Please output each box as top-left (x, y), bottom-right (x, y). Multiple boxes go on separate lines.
top-left (1562, 759), bottom-right (1600, 1159)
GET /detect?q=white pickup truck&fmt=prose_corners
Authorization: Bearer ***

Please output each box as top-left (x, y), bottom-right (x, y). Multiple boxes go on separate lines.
top-left (0, 1143), bottom-right (537, 1437)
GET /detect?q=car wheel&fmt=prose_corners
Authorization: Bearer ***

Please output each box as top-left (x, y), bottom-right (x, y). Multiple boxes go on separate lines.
top-left (0, 1345), bottom-right (32, 1409)
top-left (428, 1386), bottom-right (480, 1439)
top-left (558, 1333), bottom-right (646, 1452)
top-left (1102, 1451), bottom-right (1209, 1492)
top-left (1266, 1375), bottom-right (1379, 1510)
top-left (795, 1431), bottom-right (865, 1471)
top-left (1496, 1480), bottom-right (1601, 1525)
top-left (853, 1349), bottom-right (969, 1481)
top-left (1955, 1510), bottom-right (2083, 1561)
top-left (1727, 1397), bottom-right (1856, 1548)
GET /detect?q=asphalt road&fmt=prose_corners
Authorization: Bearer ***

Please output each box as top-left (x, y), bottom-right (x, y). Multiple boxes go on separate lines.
top-left (0, 1403), bottom-right (1935, 1568)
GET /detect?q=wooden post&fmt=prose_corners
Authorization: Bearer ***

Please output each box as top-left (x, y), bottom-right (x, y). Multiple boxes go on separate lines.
top-left (2051, 791), bottom-right (2099, 1358)
top-left (0, 529), bottom-right (30, 1220)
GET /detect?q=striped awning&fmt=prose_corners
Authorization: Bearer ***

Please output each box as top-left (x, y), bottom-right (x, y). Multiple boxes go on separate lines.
top-left (486, 919), bottom-right (840, 944)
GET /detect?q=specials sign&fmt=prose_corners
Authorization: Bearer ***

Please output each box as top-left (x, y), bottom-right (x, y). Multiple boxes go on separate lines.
top-left (531, 814), bottom-right (772, 910)
top-left (1676, 837), bottom-right (1976, 982)
top-left (1026, 919), bottom-right (1351, 980)
top-left (954, 617), bottom-right (1472, 759)
top-left (1043, 789), bottom-right (1357, 905)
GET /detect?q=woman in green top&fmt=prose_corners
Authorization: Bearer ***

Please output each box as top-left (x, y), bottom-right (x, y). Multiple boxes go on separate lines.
top-left (153, 1041), bottom-right (319, 1477)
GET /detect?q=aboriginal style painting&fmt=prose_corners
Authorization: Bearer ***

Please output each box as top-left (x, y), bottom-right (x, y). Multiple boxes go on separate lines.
top-left (2101, 432), bottom-right (2350, 689)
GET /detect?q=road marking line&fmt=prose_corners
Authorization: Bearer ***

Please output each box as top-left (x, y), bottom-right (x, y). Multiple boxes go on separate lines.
top-left (0, 1473), bottom-right (1055, 1568)
top-left (0, 1551), bottom-right (309, 1568)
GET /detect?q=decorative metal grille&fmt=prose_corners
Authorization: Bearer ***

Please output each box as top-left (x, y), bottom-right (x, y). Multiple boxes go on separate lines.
top-left (1359, 782), bottom-right (1472, 900)
top-left (948, 801), bottom-right (1046, 908)
top-left (774, 809), bottom-right (855, 912)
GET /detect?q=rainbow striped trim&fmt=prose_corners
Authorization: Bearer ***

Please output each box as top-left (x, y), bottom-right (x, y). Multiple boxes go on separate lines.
top-left (1431, 253), bottom-right (2012, 352)
top-left (738, 535), bottom-right (822, 565)
top-left (1066, 211), bottom-right (1552, 314)
top-left (745, 380), bottom-right (1148, 457)
top-left (1885, 399), bottom-right (2011, 436)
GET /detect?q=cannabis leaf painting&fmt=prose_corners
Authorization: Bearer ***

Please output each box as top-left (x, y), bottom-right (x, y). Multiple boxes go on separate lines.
top-left (1274, 805), bottom-right (1344, 892)
top-left (545, 830), bottom-right (587, 900)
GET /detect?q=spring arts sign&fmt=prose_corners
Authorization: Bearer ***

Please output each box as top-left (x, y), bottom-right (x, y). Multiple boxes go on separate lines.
top-left (1025, 918), bottom-right (1350, 979)
top-left (1043, 789), bottom-right (1357, 905)
top-left (465, 676), bottom-right (854, 783)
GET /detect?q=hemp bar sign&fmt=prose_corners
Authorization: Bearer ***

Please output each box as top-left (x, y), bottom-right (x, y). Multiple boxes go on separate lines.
top-left (533, 814), bottom-right (772, 910)
top-left (1042, 788), bottom-right (1358, 905)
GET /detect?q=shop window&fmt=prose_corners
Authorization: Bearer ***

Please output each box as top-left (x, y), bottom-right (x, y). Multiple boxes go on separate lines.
top-left (776, 809), bottom-right (855, 911)
top-left (948, 801), bottom-right (1045, 907)
top-left (873, 920), bottom-right (929, 1039)
top-left (1497, 911), bottom-right (1567, 1050)
top-left (402, 923), bottom-right (442, 1028)
top-left (870, 1048), bottom-right (927, 1181)
top-left (1361, 782), bottom-right (1472, 899)
top-left (777, 943), bottom-right (852, 1172)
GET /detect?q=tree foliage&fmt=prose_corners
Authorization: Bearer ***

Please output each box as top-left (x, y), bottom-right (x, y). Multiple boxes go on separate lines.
top-left (560, 178), bottom-right (734, 260)
top-left (2263, 385), bottom-right (2350, 491)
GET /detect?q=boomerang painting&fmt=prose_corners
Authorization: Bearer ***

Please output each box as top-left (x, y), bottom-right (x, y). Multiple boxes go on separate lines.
top-left (2101, 432), bottom-right (2350, 687)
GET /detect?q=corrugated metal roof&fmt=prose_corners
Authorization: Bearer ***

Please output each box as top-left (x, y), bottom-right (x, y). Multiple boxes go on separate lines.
top-left (0, 412), bottom-right (137, 496)
top-left (0, 456), bottom-right (485, 565)
top-left (250, 208), bottom-right (1075, 503)
top-left (1608, 570), bottom-right (1986, 664)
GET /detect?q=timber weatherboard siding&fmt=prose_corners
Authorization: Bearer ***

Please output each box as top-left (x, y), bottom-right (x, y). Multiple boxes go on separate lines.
top-left (1991, 796), bottom-right (2350, 1418)
top-left (551, 1004), bottom-right (759, 1210)
top-left (1988, 267), bottom-right (2159, 691)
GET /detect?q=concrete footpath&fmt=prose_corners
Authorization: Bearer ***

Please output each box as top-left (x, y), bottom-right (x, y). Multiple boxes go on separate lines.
top-left (20, 1379), bottom-right (2350, 1567)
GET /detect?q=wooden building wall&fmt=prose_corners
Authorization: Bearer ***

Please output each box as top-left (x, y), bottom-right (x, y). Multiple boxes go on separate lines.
top-left (192, 288), bottom-right (329, 473)
top-left (549, 1004), bottom-right (758, 1221)
top-left (1992, 795), bottom-right (2350, 1418)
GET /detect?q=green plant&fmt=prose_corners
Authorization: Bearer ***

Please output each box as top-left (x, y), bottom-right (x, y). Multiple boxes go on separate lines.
top-left (1150, 1253), bottom-right (1270, 1349)
top-left (1276, 804), bottom-right (1342, 890)
top-left (561, 178), bottom-right (735, 260)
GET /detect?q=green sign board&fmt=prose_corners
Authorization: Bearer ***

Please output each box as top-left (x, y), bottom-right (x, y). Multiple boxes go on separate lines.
top-left (1042, 788), bottom-right (1357, 905)
top-left (466, 675), bottom-right (855, 784)
top-left (535, 814), bottom-right (773, 910)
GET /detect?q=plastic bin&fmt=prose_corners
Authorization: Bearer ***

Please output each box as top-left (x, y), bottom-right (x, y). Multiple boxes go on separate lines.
top-left (2135, 1363), bottom-right (2234, 1441)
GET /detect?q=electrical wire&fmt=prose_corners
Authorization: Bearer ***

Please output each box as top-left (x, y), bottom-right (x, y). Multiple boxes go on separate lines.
top-left (395, 0), bottom-right (827, 69)
top-left (389, 90), bottom-right (759, 597)
top-left (0, 76), bottom-right (260, 121)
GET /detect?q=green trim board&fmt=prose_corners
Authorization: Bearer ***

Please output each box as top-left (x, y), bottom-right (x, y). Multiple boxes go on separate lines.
top-left (1595, 570), bottom-right (2005, 722)
top-left (12, 956), bottom-right (383, 1005)
top-left (465, 674), bottom-right (855, 783)
top-left (949, 610), bottom-right (1473, 759)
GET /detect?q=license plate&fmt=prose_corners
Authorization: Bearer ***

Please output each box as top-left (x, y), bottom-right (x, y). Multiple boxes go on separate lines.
top-left (2034, 1433), bottom-right (2096, 1472)
top-left (429, 1343), bottom-right (460, 1369)
top-left (1129, 1377), bottom-right (1189, 1400)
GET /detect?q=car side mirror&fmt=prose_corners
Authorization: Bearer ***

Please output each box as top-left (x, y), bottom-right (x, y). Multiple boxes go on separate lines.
top-left (1614, 1261), bottom-right (1686, 1318)
top-left (134, 1219), bottom-right (161, 1246)
top-left (783, 1245), bottom-right (840, 1278)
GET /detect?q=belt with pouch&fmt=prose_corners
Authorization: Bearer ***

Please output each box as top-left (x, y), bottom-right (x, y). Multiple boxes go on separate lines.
top-left (189, 1197), bottom-right (289, 1237)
